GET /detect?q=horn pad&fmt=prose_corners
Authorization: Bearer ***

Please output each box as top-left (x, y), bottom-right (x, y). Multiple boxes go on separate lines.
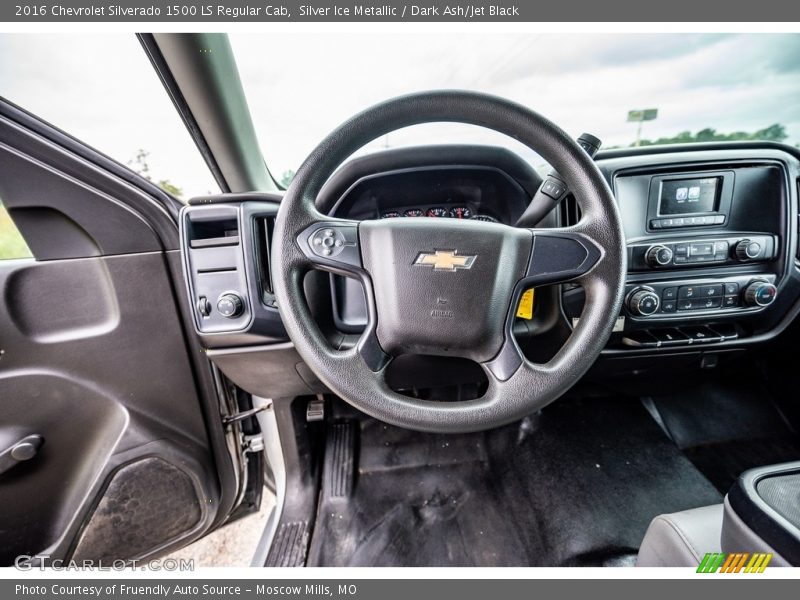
top-left (359, 219), bottom-right (532, 362)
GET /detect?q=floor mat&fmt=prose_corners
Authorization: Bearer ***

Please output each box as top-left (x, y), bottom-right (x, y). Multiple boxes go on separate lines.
top-left (306, 396), bottom-right (722, 567)
top-left (684, 438), bottom-right (800, 493)
top-left (648, 377), bottom-right (800, 493)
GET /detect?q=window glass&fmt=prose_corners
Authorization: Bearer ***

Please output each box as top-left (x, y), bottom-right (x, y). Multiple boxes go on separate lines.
top-left (0, 200), bottom-right (32, 260)
top-left (0, 34), bottom-right (219, 200)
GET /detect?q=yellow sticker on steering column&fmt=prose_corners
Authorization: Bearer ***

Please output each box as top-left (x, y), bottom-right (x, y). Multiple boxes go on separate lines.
top-left (516, 289), bottom-right (535, 320)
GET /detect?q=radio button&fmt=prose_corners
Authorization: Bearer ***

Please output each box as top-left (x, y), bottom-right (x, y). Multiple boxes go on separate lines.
top-left (735, 239), bottom-right (763, 261)
top-left (713, 215), bottom-right (725, 224)
top-left (646, 245), bottom-right (673, 267)
top-left (699, 284), bottom-right (724, 297)
top-left (661, 300), bottom-right (677, 313)
top-left (724, 282), bottom-right (739, 295)
top-left (689, 242), bottom-right (715, 256)
top-left (697, 296), bottom-right (722, 310)
top-left (723, 295), bottom-right (739, 308)
top-left (677, 297), bottom-right (723, 310)
top-left (662, 287), bottom-right (678, 300)
top-left (678, 285), bottom-right (698, 298)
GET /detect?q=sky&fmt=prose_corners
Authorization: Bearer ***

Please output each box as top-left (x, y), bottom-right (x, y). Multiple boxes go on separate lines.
top-left (1, 33), bottom-right (799, 198)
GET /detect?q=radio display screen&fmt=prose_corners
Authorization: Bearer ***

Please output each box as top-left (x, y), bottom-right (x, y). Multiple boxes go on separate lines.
top-left (658, 177), bottom-right (721, 215)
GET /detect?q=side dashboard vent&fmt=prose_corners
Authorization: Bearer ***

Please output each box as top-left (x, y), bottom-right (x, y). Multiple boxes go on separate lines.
top-left (559, 193), bottom-right (581, 227)
top-left (255, 216), bottom-right (275, 297)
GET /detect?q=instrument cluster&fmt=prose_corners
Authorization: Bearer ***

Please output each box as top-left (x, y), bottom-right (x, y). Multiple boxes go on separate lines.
top-left (379, 205), bottom-right (499, 222)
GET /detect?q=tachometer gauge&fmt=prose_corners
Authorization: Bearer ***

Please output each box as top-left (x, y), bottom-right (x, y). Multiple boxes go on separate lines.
top-left (404, 208), bottom-right (425, 217)
top-left (380, 210), bottom-right (401, 219)
top-left (449, 206), bottom-right (473, 219)
top-left (426, 207), bottom-right (449, 218)
top-left (471, 214), bottom-right (499, 223)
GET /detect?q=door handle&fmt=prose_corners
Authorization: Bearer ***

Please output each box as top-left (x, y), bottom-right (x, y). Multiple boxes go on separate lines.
top-left (0, 434), bottom-right (44, 476)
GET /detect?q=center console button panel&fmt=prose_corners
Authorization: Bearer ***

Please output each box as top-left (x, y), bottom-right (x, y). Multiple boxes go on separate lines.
top-left (625, 274), bottom-right (777, 320)
top-left (628, 234), bottom-right (776, 271)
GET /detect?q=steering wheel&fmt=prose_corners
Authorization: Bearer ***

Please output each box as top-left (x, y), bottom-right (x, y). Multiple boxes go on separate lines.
top-left (272, 91), bottom-right (626, 433)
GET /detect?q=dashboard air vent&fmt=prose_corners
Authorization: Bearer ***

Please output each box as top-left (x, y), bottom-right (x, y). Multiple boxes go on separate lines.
top-left (559, 194), bottom-right (581, 227)
top-left (255, 216), bottom-right (275, 296)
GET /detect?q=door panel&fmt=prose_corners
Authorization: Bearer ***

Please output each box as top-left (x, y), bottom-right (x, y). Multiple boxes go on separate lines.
top-left (0, 100), bottom-right (236, 565)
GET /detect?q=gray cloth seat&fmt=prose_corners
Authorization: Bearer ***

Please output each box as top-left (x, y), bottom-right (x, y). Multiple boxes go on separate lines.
top-left (636, 504), bottom-right (723, 567)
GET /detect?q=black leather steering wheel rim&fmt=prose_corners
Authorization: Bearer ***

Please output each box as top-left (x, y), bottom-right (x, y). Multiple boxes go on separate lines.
top-left (271, 91), bottom-right (626, 433)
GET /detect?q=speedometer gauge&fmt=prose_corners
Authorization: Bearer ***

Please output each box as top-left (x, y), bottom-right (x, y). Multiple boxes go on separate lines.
top-left (471, 214), bottom-right (499, 223)
top-left (380, 210), bottom-right (401, 219)
top-left (426, 207), bottom-right (449, 218)
top-left (404, 208), bottom-right (425, 217)
top-left (450, 206), bottom-right (473, 219)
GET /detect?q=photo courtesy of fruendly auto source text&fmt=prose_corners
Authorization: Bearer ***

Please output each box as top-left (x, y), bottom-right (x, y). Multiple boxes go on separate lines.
top-left (1, 0), bottom-right (800, 598)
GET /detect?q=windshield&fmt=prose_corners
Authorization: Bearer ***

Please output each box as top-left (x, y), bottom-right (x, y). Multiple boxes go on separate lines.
top-left (231, 33), bottom-right (800, 184)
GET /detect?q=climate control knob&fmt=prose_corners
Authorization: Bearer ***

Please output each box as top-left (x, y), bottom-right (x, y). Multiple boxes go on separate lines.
top-left (646, 244), bottom-right (673, 267)
top-left (743, 281), bottom-right (777, 307)
top-left (217, 293), bottom-right (244, 318)
top-left (628, 288), bottom-right (660, 316)
top-left (735, 239), bottom-right (762, 261)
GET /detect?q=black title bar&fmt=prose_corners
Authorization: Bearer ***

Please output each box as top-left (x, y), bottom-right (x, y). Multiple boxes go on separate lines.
top-left (3, 0), bottom-right (800, 22)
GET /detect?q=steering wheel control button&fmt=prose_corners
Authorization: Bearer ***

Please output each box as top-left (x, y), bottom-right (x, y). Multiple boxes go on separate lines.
top-left (646, 244), bottom-right (673, 267)
top-left (540, 177), bottom-right (567, 200)
top-left (217, 293), bottom-right (244, 318)
top-left (743, 281), bottom-right (777, 307)
top-left (302, 224), bottom-right (361, 268)
top-left (628, 288), bottom-right (660, 316)
top-left (311, 228), bottom-right (347, 256)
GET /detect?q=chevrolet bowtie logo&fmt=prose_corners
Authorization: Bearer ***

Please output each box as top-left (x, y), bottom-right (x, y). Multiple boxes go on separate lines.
top-left (414, 250), bottom-right (477, 271)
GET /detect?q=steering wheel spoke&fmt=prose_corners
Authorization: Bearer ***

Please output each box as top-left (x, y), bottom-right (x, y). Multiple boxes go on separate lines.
top-left (522, 228), bottom-right (603, 287)
top-left (482, 336), bottom-right (526, 382)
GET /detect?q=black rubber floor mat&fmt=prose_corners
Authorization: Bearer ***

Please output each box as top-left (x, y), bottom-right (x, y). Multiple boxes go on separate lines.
top-left (265, 520), bottom-right (310, 567)
top-left (306, 397), bottom-right (721, 567)
top-left (648, 378), bottom-right (794, 449)
top-left (685, 437), bottom-right (800, 493)
top-left (648, 376), bottom-right (800, 493)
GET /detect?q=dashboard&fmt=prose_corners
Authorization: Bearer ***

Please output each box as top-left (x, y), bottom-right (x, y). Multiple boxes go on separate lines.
top-left (332, 165), bottom-right (529, 224)
top-left (178, 141), bottom-right (800, 399)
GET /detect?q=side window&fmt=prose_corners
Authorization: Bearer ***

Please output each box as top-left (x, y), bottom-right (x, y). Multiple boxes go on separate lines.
top-left (0, 199), bottom-right (33, 260)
